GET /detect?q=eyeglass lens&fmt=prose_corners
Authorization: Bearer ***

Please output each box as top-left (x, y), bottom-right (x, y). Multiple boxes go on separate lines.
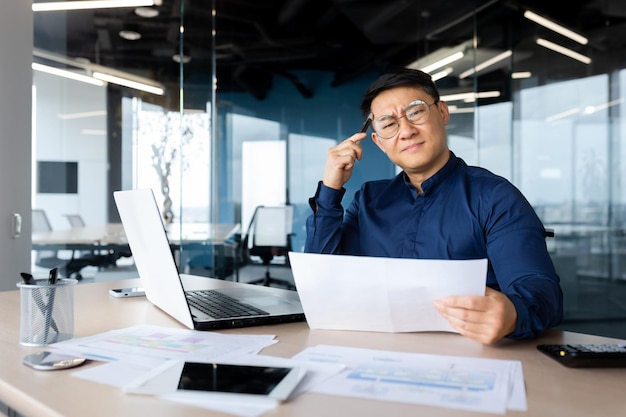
top-left (372, 100), bottom-right (434, 139)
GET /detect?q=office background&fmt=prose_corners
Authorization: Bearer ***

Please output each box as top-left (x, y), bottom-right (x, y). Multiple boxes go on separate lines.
top-left (2, 1), bottom-right (626, 338)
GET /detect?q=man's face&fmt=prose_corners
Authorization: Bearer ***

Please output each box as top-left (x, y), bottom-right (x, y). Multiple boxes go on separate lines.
top-left (370, 86), bottom-right (450, 182)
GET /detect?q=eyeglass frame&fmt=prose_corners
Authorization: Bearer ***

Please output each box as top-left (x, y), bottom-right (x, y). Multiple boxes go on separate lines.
top-left (371, 99), bottom-right (440, 139)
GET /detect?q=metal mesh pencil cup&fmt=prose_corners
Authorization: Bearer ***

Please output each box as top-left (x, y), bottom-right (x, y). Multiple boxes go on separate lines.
top-left (17, 278), bottom-right (77, 346)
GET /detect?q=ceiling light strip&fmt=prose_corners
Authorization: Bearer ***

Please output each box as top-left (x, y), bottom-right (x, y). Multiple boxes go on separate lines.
top-left (93, 72), bottom-right (164, 95)
top-left (524, 10), bottom-right (588, 45)
top-left (32, 63), bottom-right (105, 86)
top-left (441, 91), bottom-right (501, 102)
top-left (420, 51), bottom-right (464, 74)
top-left (511, 72), bottom-right (532, 79)
top-left (58, 110), bottom-right (107, 120)
top-left (536, 38), bottom-right (591, 64)
top-left (459, 50), bottom-right (512, 79)
top-left (33, 1), bottom-right (157, 12)
top-left (431, 67), bottom-right (454, 82)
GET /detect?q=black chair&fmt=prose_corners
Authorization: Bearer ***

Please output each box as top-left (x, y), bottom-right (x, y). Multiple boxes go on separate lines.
top-left (241, 205), bottom-right (295, 290)
top-left (32, 209), bottom-right (66, 270)
top-left (63, 213), bottom-right (125, 271)
top-left (32, 209), bottom-right (93, 279)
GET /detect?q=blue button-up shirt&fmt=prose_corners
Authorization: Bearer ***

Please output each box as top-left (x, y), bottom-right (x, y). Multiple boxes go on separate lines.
top-left (305, 152), bottom-right (563, 339)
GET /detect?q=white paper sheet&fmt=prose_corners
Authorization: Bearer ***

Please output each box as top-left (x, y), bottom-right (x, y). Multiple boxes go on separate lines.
top-left (53, 326), bottom-right (280, 417)
top-left (288, 253), bottom-right (487, 332)
top-left (292, 344), bottom-right (527, 414)
top-left (50, 325), bottom-right (277, 365)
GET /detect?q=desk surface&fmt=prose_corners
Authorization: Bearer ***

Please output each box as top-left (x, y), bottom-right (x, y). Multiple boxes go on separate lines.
top-left (1, 277), bottom-right (625, 417)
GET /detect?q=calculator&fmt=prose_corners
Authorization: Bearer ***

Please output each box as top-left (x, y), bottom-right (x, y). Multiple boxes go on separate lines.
top-left (537, 344), bottom-right (626, 368)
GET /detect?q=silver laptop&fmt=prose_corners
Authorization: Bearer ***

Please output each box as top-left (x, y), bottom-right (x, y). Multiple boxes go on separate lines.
top-left (113, 189), bottom-right (305, 330)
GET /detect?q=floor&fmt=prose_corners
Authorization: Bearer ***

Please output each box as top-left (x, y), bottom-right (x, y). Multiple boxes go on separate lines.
top-left (80, 259), bottom-right (626, 341)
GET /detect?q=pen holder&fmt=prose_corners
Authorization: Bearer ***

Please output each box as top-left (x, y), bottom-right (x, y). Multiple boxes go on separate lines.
top-left (17, 278), bottom-right (78, 346)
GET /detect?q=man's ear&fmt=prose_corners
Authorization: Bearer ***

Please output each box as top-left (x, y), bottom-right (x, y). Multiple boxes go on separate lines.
top-left (438, 100), bottom-right (450, 126)
top-left (371, 133), bottom-right (386, 154)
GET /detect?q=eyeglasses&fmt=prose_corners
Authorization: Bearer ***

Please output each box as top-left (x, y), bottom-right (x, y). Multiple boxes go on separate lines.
top-left (371, 99), bottom-right (439, 139)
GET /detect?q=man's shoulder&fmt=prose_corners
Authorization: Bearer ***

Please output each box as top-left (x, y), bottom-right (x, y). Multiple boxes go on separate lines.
top-left (460, 163), bottom-right (511, 187)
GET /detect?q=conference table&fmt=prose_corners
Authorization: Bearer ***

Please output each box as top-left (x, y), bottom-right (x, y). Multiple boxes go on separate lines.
top-left (31, 222), bottom-right (241, 278)
top-left (0, 275), bottom-right (625, 417)
top-left (31, 222), bottom-right (241, 249)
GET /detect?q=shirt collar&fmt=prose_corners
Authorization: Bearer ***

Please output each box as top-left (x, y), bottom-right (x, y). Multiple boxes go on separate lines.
top-left (402, 151), bottom-right (459, 195)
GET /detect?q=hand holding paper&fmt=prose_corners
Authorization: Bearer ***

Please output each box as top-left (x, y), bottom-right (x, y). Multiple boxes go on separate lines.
top-left (288, 252), bottom-right (487, 333)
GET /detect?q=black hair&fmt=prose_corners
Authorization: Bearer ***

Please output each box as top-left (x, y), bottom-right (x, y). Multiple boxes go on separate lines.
top-left (360, 68), bottom-right (440, 118)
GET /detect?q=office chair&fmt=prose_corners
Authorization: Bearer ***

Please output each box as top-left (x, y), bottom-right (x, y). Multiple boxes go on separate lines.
top-left (64, 214), bottom-right (86, 228)
top-left (241, 205), bottom-right (296, 290)
top-left (32, 209), bottom-right (65, 270)
top-left (63, 213), bottom-right (124, 271)
top-left (32, 209), bottom-right (92, 279)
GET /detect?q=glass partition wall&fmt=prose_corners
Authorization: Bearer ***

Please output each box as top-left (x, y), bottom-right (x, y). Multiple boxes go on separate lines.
top-left (32, 1), bottom-right (626, 338)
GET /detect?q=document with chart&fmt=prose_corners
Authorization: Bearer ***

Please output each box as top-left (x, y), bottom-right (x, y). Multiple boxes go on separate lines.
top-left (292, 344), bottom-right (526, 414)
top-left (289, 253), bottom-right (487, 332)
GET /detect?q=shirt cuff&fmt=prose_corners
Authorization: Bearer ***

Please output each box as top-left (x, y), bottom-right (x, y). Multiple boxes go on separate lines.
top-left (507, 295), bottom-right (535, 339)
top-left (309, 181), bottom-right (345, 211)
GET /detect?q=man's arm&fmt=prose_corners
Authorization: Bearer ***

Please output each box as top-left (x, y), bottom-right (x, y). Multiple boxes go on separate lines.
top-left (434, 181), bottom-right (563, 344)
top-left (304, 182), bottom-right (346, 254)
top-left (484, 182), bottom-right (564, 339)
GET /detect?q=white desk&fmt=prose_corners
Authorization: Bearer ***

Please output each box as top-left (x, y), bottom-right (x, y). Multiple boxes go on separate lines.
top-left (1, 276), bottom-right (625, 417)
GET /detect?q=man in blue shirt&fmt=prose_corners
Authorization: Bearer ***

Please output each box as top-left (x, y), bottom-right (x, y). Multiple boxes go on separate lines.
top-left (305, 68), bottom-right (563, 344)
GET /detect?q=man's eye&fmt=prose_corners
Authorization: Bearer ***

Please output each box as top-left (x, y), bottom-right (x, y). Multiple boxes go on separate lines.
top-left (380, 120), bottom-right (397, 131)
top-left (407, 109), bottom-right (424, 120)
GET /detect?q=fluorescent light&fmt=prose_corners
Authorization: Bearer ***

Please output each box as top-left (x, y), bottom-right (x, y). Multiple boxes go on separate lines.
top-left (34, 48), bottom-right (165, 96)
top-left (420, 51), bottom-right (464, 74)
top-left (441, 91), bottom-right (501, 102)
top-left (431, 67), bottom-right (453, 82)
top-left (447, 105), bottom-right (475, 114)
top-left (93, 72), bottom-right (164, 95)
top-left (119, 30), bottom-right (142, 41)
top-left (135, 7), bottom-right (159, 18)
top-left (583, 98), bottom-right (623, 114)
top-left (524, 10), bottom-right (588, 45)
top-left (406, 40), bottom-right (473, 75)
top-left (536, 38), bottom-right (591, 64)
top-left (512, 71), bottom-right (532, 79)
top-left (33, 1), bottom-right (159, 12)
top-left (545, 107), bottom-right (580, 122)
top-left (32, 63), bottom-right (104, 86)
top-left (459, 50), bottom-right (512, 79)
top-left (58, 110), bottom-right (107, 120)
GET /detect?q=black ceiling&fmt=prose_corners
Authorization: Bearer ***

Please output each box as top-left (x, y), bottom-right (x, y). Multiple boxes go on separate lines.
top-left (33, 0), bottom-right (626, 102)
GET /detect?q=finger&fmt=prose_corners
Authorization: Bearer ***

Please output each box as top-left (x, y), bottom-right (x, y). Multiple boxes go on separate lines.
top-left (331, 143), bottom-right (362, 162)
top-left (345, 132), bottom-right (368, 144)
top-left (442, 312), bottom-right (500, 344)
top-left (437, 295), bottom-right (488, 313)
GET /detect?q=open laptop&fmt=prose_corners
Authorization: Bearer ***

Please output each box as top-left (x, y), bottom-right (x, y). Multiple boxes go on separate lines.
top-left (113, 189), bottom-right (305, 330)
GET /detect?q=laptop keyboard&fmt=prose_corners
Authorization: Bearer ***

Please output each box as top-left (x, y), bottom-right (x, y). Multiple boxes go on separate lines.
top-left (186, 290), bottom-right (270, 319)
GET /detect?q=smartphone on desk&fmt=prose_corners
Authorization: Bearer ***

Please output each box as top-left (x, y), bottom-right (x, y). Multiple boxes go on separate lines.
top-left (109, 287), bottom-right (145, 298)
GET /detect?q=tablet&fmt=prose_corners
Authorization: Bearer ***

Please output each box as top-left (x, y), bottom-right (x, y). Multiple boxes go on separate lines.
top-left (124, 360), bottom-right (305, 402)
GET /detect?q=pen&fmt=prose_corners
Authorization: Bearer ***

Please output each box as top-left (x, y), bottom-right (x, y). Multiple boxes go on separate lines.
top-left (48, 267), bottom-right (58, 285)
top-left (45, 268), bottom-right (59, 342)
top-left (21, 272), bottom-right (60, 335)
top-left (360, 112), bottom-right (373, 133)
